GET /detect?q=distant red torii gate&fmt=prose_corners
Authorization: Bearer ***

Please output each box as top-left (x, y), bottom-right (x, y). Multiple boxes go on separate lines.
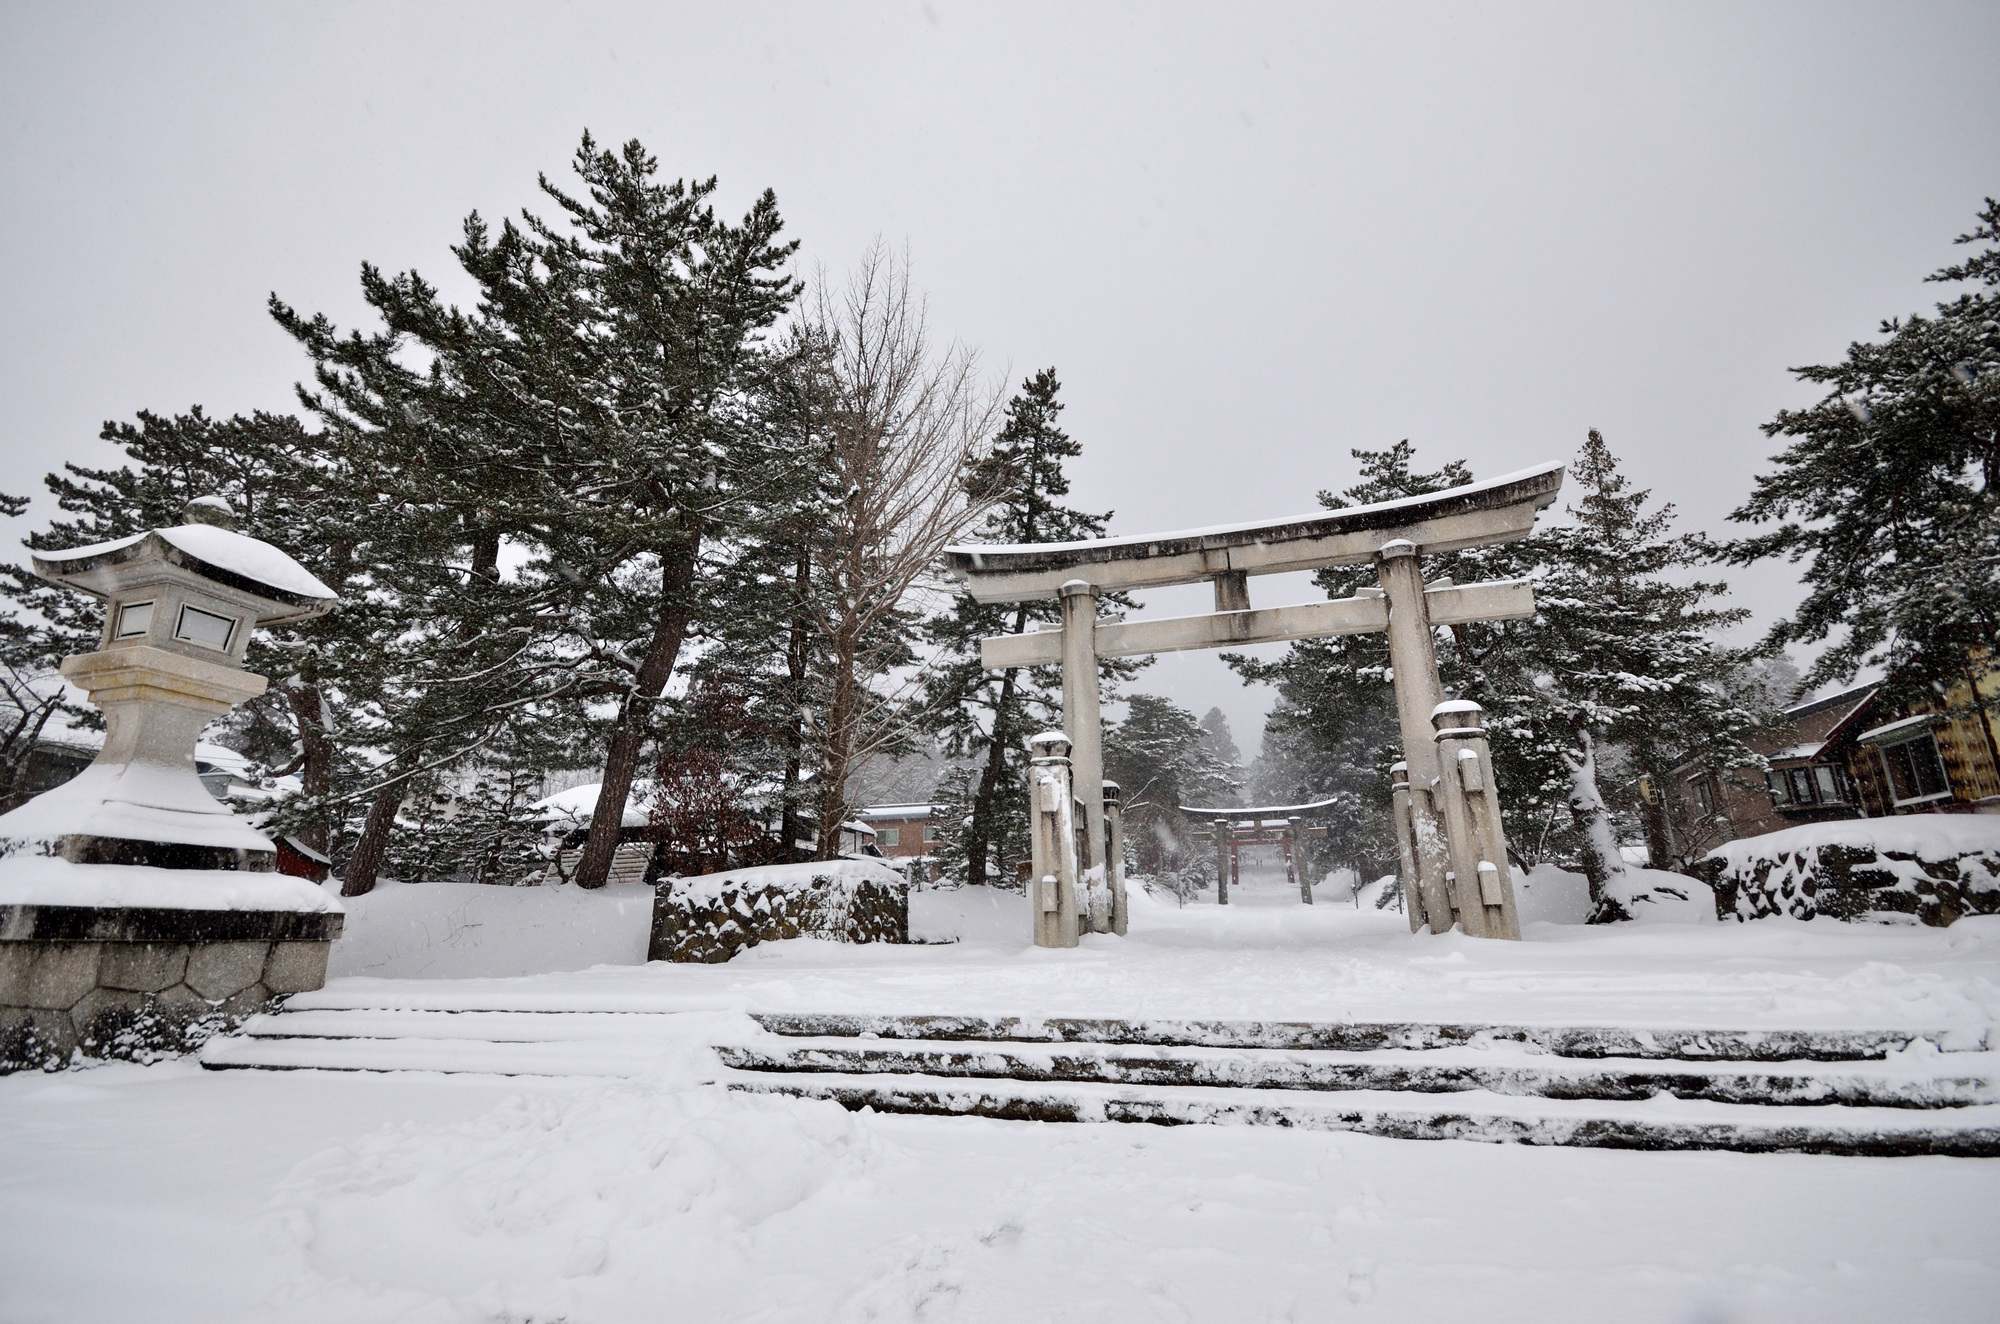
top-left (1183, 799), bottom-right (1338, 906)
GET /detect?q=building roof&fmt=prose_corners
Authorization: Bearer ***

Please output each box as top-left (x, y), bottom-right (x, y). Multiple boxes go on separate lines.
top-left (855, 804), bottom-right (940, 821)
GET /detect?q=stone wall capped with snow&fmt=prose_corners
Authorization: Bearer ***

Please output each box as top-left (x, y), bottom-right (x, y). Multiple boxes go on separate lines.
top-left (1702, 818), bottom-right (2000, 926)
top-left (650, 860), bottom-right (911, 963)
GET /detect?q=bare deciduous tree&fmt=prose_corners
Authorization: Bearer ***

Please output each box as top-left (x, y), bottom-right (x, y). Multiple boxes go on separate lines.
top-left (800, 244), bottom-right (1000, 859)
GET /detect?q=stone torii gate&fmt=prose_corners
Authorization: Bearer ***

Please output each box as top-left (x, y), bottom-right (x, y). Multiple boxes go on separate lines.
top-left (945, 463), bottom-right (1564, 947)
top-left (1183, 798), bottom-right (1337, 905)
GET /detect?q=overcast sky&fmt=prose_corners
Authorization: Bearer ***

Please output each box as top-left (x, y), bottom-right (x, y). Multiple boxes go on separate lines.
top-left (4, 1), bottom-right (1996, 755)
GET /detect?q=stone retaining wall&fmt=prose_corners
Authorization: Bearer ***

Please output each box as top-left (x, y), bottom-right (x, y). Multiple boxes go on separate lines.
top-left (0, 904), bottom-right (342, 1071)
top-left (651, 869), bottom-right (909, 963)
top-left (1701, 831), bottom-right (2000, 927)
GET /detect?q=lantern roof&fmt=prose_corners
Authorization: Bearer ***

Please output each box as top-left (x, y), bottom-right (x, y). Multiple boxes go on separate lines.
top-left (30, 505), bottom-right (336, 623)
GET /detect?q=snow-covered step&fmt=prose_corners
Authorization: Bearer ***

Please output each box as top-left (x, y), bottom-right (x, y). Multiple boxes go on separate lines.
top-left (750, 1012), bottom-right (1981, 1062)
top-left (235, 1007), bottom-right (698, 1044)
top-left (727, 1070), bottom-right (2000, 1157)
top-left (199, 1032), bottom-right (683, 1078)
top-left (717, 1038), bottom-right (1999, 1110)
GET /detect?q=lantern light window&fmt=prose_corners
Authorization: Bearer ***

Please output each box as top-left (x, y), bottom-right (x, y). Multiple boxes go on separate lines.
top-left (114, 601), bottom-right (155, 639)
top-left (174, 604), bottom-right (237, 651)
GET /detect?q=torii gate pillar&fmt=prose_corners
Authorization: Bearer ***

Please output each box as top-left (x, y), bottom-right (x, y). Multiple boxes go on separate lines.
top-left (1058, 580), bottom-right (1111, 932)
top-left (1374, 541), bottom-right (1460, 933)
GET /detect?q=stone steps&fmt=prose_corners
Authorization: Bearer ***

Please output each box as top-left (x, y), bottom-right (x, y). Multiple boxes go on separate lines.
top-left (196, 1003), bottom-right (2000, 1155)
top-left (716, 1038), bottom-right (1997, 1109)
top-left (726, 1070), bottom-right (2000, 1158)
top-left (724, 1012), bottom-right (2000, 1156)
top-left (747, 1011), bottom-right (1983, 1061)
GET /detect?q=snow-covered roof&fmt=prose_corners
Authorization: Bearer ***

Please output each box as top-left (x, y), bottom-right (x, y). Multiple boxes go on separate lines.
top-left (33, 522), bottom-right (337, 608)
top-left (1856, 713), bottom-right (1941, 745)
top-left (855, 803), bottom-right (939, 821)
top-left (531, 781), bottom-right (657, 830)
top-left (1767, 742), bottom-right (1827, 764)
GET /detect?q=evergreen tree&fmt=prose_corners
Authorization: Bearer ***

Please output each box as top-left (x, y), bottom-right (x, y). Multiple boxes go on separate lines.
top-left (921, 368), bottom-right (1141, 884)
top-left (1483, 431), bottom-right (1760, 919)
top-left (1726, 198), bottom-right (2000, 771)
top-left (1194, 708), bottom-right (1244, 806)
top-left (274, 132), bottom-right (801, 890)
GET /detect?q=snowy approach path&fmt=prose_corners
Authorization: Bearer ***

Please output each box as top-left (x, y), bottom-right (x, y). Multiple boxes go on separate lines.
top-left (5, 887), bottom-right (2000, 1321)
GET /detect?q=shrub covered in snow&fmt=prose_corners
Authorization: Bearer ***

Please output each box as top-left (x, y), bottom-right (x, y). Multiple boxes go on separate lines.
top-left (1703, 818), bottom-right (2000, 926)
top-left (650, 859), bottom-right (911, 963)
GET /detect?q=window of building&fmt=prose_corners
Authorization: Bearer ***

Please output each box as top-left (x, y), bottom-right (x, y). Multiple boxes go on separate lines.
top-left (1688, 772), bottom-right (1716, 816)
top-left (1786, 767), bottom-right (1816, 805)
top-left (922, 822), bottom-right (941, 844)
top-left (1877, 732), bottom-right (1950, 806)
top-left (1813, 764), bottom-right (1846, 804)
top-left (876, 826), bottom-right (901, 848)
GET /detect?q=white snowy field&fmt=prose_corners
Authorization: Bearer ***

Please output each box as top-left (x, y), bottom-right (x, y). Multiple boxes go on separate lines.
top-left (3, 871), bottom-right (1998, 1322)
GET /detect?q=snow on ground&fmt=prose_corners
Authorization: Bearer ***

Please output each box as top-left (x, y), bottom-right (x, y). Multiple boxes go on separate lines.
top-left (4, 867), bottom-right (1999, 1321)
top-left (327, 879), bottom-right (651, 980)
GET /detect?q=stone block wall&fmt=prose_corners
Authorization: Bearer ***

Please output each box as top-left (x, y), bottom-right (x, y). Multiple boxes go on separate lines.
top-left (1701, 833), bottom-right (2000, 927)
top-left (651, 867), bottom-right (909, 963)
top-left (0, 904), bottom-right (341, 1071)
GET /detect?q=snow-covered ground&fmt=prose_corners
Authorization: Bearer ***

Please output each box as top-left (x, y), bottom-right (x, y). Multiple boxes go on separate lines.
top-left (4, 867), bottom-right (1998, 1322)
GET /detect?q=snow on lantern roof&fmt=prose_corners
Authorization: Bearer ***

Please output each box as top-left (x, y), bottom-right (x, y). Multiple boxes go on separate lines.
top-left (31, 501), bottom-right (337, 617)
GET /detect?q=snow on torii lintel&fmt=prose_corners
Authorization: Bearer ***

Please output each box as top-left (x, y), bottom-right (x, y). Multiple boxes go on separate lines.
top-left (1180, 796), bottom-right (1344, 819)
top-left (943, 463), bottom-right (1565, 601)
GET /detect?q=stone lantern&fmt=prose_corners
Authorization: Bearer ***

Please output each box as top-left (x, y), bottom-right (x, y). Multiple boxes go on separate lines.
top-left (0, 498), bottom-right (343, 1071)
top-left (3, 497), bottom-right (335, 867)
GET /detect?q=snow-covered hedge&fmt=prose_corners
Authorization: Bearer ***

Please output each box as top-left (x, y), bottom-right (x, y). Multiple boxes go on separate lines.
top-left (650, 860), bottom-right (910, 963)
top-left (1704, 817), bottom-right (2000, 926)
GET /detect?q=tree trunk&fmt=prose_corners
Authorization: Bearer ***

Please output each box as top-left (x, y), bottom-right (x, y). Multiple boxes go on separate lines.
top-left (341, 780), bottom-right (409, 898)
top-left (1565, 729), bottom-right (1631, 922)
top-left (575, 538), bottom-right (701, 888)
top-left (779, 543), bottom-right (812, 855)
top-left (965, 604), bottom-right (1032, 887)
top-left (283, 674), bottom-right (335, 857)
top-left (814, 632), bottom-right (863, 860)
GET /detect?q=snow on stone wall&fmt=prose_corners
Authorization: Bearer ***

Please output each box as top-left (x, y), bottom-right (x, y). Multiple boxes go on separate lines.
top-left (1704, 817), bottom-right (2000, 926)
top-left (651, 860), bottom-right (911, 963)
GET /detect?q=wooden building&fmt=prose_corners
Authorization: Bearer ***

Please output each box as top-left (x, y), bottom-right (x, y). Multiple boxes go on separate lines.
top-left (1663, 656), bottom-right (2000, 857)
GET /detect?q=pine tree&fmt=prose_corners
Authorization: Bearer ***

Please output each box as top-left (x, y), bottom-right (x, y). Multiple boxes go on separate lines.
top-left (1485, 430), bottom-right (1760, 919)
top-left (1195, 708), bottom-right (1244, 806)
top-left (273, 132), bottom-right (801, 891)
top-left (921, 368), bottom-right (1141, 884)
top-left (1726, 198), bottom-right (2000, 771)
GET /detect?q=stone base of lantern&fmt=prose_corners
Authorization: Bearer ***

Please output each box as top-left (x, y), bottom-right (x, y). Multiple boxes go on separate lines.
top-left (0, 903), bottom-right (342, 1073)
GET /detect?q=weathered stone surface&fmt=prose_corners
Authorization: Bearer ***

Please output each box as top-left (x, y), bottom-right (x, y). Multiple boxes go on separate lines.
top-left (185, 941), bottom-right (270, 999)
top-left (153, 983), bottom-right (215, 1017)
top-left (6, 941), bottom-right (104, 1010)
top-left (98, 941), bottom-right (190, 993)
top-left (219, 983), bottom-right (272, 1019)
top-left (262, 941), bottom-right (330, 995)
top-left (0, 903), bottom-right (342, 944)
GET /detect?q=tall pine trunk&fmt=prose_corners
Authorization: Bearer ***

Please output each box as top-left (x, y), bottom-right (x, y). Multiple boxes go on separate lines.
top-left (341, 778), bottom-right (409, 898)
top-left (575, 537), bottom-right (700, 889)
top-left (779, 543), bottom-right (813, 855)
top-left (283, 675), bottom-right (334, 857)
top-left (1565, 728), bottom-right (1631, 922)
top-left (964, 605), bottom-right (1032, 887)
